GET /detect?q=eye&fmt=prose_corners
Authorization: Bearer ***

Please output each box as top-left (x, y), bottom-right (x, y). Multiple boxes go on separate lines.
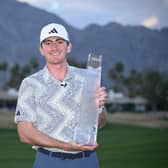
top-left (57, 39), bottom-right (64, 44)
top-left (45, 41), bottom-right (52, 45)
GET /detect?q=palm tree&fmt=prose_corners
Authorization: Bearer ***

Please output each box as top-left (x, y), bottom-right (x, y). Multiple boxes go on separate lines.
top-left (0, 61), bottom-right (8, 71)
top-left (6, 64), bottom-right (21, 89)
top-left (124, 69), bottom-right (143, 97)
top-left (108, 61), bottom-right (124, 92)
top-left (141, 70), bottom-right (164, 111)
top-left (30, 57), bottom-right (39, 72)
top-left (0, 61), bottom-right (8, 89)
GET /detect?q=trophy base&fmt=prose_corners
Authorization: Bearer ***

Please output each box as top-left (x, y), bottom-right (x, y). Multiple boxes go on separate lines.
top-left (73, 126), bottom-right (97, 145)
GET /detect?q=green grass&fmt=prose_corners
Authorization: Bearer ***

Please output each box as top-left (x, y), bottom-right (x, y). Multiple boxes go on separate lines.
top-left (97, 124), bottom-right (168, 168)
top-left (0, 124), bottom-right (168, 168)
top-left (0, 129), bottom-right (35, 168)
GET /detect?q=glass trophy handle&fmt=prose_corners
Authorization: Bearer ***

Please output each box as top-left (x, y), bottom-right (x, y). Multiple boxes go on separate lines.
top-left (87, 53), bottom-right (102, 86)
top-left (87, 53), bottom-right (102, 69)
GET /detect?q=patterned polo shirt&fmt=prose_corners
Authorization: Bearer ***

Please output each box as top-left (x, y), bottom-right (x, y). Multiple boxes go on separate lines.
top-left (15, 65), bottom-right (87, 152)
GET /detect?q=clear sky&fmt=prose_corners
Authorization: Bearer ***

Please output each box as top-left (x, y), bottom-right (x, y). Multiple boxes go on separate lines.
top-left (17, 0), bottom-right (168, 29)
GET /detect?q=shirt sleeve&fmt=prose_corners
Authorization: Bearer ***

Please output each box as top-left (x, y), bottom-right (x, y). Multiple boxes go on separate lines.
top-left (14, 78), bottom-right (37, 123)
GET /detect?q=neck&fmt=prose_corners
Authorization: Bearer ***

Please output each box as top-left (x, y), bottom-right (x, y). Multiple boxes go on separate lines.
top-left (47, 62), bottom-right (68, 81)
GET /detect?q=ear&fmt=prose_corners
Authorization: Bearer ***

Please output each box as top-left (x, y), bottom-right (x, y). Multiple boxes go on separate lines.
top-left (67, 43), bottom-right (72, 53)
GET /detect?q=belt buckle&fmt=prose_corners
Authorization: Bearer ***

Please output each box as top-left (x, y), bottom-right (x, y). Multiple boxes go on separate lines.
top-left (61, 151), bottom-right (88, 160)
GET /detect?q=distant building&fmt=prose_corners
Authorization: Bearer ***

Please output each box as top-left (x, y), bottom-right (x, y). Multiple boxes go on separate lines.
top-left (106, 89), bottom-right (148, 113)
top-left (0, 89), bottom-right (18, 110)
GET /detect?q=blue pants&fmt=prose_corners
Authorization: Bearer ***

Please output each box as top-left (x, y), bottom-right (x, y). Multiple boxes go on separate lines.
top-left (33, 150), bottom-right (100, 168)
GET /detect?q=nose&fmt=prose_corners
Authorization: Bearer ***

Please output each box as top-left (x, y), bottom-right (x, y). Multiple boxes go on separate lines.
top-left (50, 43), bottom-right (58, 49)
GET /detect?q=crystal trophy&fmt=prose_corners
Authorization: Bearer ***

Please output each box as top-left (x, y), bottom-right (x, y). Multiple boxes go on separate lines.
top-left (73, 53), bottom-right (102, 145)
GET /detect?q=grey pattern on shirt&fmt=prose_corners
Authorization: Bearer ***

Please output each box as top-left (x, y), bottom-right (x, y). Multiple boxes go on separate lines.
top-left (15, 65), bottom-right (86, 143)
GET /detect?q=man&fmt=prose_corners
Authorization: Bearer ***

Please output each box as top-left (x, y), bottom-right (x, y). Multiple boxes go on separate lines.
top-left (15, 23), bottom-right (107, 168)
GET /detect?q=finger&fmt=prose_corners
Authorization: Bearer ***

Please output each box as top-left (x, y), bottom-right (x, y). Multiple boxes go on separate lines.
top-left (95, 87), bottom-right (106, 98)
top-left (80, 144), bottom-right (98, 151)
top-left (99, 92), bottom-right (107, 102)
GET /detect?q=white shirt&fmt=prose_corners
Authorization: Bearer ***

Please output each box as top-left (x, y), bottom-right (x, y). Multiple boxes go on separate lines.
top-left (15, 65), bottom-right (87, 153)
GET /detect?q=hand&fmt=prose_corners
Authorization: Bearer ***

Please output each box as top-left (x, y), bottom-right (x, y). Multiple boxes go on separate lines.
top-left (62, 142), bottom-right (98, 151)
top-left (96, 86), bottom-right (107, 108)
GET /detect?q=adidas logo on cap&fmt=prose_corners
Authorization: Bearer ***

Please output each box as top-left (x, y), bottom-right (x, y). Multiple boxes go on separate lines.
top-left (49, 28), bottom-right (58, 34)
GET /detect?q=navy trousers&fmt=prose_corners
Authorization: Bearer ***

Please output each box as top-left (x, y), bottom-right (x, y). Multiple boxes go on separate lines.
top-left (33, 150), bottom-right (100, 168)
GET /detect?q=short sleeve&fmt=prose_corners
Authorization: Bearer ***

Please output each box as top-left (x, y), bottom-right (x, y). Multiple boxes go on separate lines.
top-left (14, 78), bottom-right (37, 123)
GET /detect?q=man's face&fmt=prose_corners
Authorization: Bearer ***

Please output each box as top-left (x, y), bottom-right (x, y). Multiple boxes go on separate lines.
top-left (40, 36), bottom-right (71, 65)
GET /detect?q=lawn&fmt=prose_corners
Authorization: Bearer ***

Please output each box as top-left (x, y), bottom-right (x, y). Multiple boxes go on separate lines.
top-left (97, 124), bottom-right (168, 168)
top-left (0, 124), bottom-right (168, 168)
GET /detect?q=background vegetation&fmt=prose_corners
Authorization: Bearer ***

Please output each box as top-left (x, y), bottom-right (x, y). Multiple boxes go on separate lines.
top-left (1, 59), bottom-right (168, 111)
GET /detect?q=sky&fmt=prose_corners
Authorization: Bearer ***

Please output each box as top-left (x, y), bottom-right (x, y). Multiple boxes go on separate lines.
top-left (17, 0), bottom-right (168, 29)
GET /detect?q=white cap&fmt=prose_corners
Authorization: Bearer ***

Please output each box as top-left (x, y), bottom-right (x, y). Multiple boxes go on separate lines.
top-left (40, 23), bottom-right (70, 43)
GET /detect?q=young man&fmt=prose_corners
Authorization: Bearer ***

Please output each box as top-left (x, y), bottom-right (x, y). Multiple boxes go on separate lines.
top-left (15, 23), bottom-right (107, 168)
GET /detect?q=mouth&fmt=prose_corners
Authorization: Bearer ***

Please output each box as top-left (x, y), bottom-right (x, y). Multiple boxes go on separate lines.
top-left (50, 52), bottom-right (59, 57)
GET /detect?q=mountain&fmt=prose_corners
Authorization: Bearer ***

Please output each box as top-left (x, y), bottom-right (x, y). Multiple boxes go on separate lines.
top-left (0, 0), bottom-right (168, 88)
top-left (0, 0), bottom-right (79, 64)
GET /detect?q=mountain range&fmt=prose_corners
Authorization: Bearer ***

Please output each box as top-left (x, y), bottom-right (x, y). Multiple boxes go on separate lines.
top-left (0, 0), bottom-right (168, 88)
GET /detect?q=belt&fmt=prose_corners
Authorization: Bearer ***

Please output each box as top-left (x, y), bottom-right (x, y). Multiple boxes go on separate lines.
top-left (38, 148), bottom-right (95, 160)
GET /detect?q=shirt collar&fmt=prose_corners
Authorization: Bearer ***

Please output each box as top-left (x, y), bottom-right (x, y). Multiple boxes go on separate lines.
top-left (42, 64), bottom-right (74, 84)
